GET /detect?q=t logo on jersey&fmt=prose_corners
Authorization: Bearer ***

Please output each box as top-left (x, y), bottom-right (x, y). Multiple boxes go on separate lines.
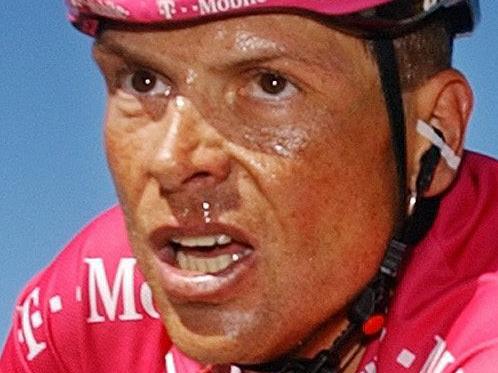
top-left (19, 288), bottom-right (47, 361)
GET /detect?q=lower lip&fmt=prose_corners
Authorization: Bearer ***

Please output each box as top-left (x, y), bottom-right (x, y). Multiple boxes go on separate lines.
top-left (153, 248), bottom-right (256, 303)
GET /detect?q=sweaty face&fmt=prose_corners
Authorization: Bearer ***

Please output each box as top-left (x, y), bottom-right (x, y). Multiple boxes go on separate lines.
top-left (94, 14), bottom-right (398, 364)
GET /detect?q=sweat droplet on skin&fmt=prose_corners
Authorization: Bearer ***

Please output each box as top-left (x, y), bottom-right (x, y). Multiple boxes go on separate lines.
top-left (185, 69), bottom-right (198, 85)
top-left (273, 143), bottom-right (289, 157)
top-left (225, 91), bottom-right (236, 106)
top-left (202, 201), bottom-right (212, 223)
top-left (175, 96), bottom-right (186, 110)
top-left (240, 126), bottom-right (309, 157)
top-left (166, 179), bottom-right (241, 227)
top-left (234, 31), bottom-right (284, 53)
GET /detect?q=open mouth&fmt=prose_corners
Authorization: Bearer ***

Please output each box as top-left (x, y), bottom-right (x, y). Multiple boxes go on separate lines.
top-left (149, 225), bottom-right (256, 301)
top-left (170, 234), bottom-right (253, 274)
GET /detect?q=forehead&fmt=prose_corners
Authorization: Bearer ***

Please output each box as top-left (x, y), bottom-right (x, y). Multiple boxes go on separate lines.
top-left (96, 14), bottom-right (371, 73)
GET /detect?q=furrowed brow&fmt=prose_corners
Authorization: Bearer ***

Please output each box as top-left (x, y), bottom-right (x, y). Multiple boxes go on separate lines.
top-left (94, 37), bottom-right (159, 69)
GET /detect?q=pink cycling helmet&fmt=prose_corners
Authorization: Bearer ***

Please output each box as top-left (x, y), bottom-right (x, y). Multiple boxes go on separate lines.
top-left (67, 0), bottom-right (478, 38)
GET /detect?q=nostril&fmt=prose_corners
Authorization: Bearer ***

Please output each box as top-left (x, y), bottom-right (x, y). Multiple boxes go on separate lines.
top-left (183, 171), bottom-right (215, 186)
top-left (159, 171), bottom-right (215, 196)
top-left (188, 171), bottom-right (211, 180)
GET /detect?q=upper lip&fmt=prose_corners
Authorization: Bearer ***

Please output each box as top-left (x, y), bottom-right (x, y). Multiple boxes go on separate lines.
top-left (148, 222), bottom-right (258, 252)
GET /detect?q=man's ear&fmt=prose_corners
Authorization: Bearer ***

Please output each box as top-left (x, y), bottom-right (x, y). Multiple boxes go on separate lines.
top-left (409, 69), bottom-right (473, 197)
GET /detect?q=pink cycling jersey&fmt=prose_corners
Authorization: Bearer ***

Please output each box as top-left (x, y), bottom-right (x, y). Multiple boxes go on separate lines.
top-left (2, 151), bottom-right (498, 372)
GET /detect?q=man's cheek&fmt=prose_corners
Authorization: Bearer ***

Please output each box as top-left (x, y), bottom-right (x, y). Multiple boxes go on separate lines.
top-left (272, 168), bottom-right (340, 231)
top-left (108, 156), bottom-right (138, 203)
top-left (105, 137), bottom-right (147, 203)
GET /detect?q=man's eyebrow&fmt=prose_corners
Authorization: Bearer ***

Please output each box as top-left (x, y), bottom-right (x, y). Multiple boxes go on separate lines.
top-left (213, 50), bottom-right (295, 70)
top-left (221, 49), bottom-right (349, 76)
top-left (94, 37), bottom-right (156, 68)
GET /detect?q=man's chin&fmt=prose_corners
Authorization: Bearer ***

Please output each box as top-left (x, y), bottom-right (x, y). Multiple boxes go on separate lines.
top-left (166, 329), bottom-right (251, 365)
top-left (163, 314), bottom-right (287, 366)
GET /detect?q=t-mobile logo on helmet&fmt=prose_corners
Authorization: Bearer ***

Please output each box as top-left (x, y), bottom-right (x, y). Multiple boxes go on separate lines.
top-left (198, 0), bottom-right (267, 16)
top-left (157, 0), bottom-right (268, 19)
top-left (157, 0), bottom-right (177, 19)
top-left (70, 0), bottom-right (130, 19)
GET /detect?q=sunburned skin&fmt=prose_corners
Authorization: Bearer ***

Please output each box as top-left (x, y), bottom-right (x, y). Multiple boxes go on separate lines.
top-left (94, 18), bottom-right (357, 158)
top-left (94, 14), bottom-right (403, 369)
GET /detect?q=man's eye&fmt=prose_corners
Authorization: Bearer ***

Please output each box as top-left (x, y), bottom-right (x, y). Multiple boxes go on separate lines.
top-left (121, 69), bottom-right (172, 97)
top-left (260, 73), bottom-right (288, 95)
top-left (246, 72), bottom-right (298, 101)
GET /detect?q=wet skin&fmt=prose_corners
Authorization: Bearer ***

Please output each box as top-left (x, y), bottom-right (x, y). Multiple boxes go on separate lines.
top-left (93, 14), bottom-right (401, 367)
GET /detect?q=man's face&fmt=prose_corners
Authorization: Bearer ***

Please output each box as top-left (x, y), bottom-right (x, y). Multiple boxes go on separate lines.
top-left (94, 14), bottom-right (398, 364)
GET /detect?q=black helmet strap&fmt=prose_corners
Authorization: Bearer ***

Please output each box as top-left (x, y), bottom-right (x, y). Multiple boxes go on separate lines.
top-left (372, 37), bottom-right (407, 222)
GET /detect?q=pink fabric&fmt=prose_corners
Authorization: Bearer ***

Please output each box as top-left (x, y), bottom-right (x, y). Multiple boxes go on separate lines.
top-left (2, 151), bottom-right (498, 372)
top-left (65, 0), bottom-right (393, 36)
top-left (0, 208), bottom-right (174, 373)
top-left (359, 152), bottom-right (498, 372)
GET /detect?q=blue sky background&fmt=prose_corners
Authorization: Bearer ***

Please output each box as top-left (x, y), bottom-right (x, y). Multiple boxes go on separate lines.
top-left (1, 2), bottom-right (497, 345)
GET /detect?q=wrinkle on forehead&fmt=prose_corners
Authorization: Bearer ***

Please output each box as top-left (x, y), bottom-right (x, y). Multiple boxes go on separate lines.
top-left (97, 14), bottom-right (364, 77)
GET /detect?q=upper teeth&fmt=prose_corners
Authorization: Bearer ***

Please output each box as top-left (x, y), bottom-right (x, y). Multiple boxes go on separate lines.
top-left (171, 234), bottom-right (232, 248)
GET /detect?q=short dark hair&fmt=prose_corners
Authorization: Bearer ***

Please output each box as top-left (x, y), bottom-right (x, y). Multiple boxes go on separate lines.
top-left (379, 18), bottom-right (454, 90)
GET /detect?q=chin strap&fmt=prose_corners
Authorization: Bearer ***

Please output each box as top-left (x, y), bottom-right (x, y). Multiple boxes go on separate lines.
top-left (237, 323), bottom-right (357, 373)
top-left (235, 37), bottom-right (443, 373)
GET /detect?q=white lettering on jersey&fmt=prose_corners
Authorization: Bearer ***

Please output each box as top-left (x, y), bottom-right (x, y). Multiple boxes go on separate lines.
top-left (140, 282), bottom-right (160, 319)
top-left (19, 288), bottom-right (47, 361)
top-left (85, 257), bottom-right (143, 323)
top-left (165, 351), bottom-right (177, 373)
top-left (396, 348), bottom-right (416, 368)
top-left (420, 336), bottom-right (456, 373)
top-left (360, 361), bottom-right (377, 373)
top-left (49, 295), bottom-right (63, 313)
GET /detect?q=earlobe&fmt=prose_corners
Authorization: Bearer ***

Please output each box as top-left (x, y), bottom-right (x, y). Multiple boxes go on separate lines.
top-left (411, 69), bottom-right (473, 197)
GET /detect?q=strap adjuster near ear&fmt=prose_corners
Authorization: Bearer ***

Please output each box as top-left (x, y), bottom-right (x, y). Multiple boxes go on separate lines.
top-left (416, 120), bottom-right (461, 170)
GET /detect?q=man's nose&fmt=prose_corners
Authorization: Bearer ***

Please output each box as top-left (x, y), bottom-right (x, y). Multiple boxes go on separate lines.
top-left (148, 96), bottom-right (231, 193)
